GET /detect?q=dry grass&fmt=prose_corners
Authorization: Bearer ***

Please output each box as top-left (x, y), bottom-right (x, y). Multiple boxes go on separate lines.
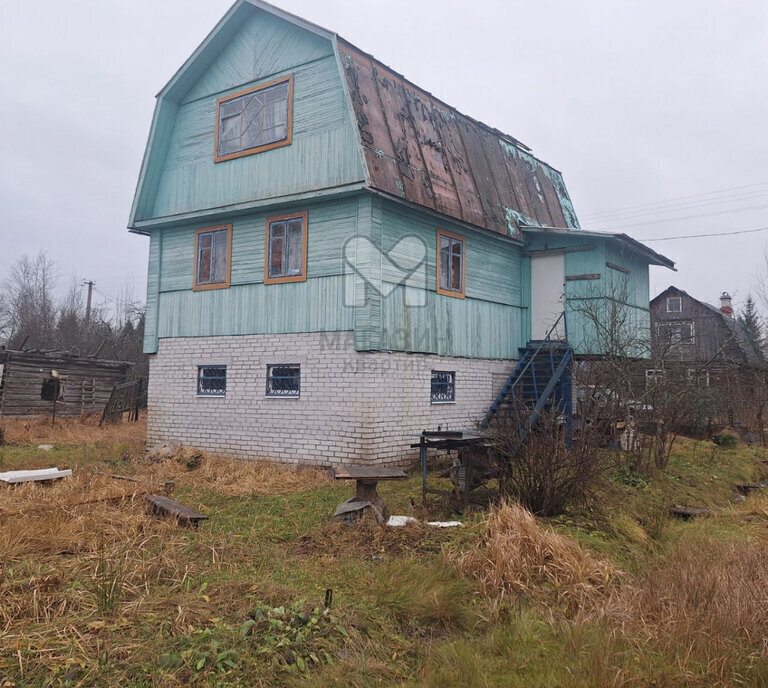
top-left (450, 501), bottom-right (620, 614)
top-left (135, 446), bottom-right (332, 497)
top-left (1, 413), bottom-right (147, 452)
top-left (583, 533), bottom-right (768, 684)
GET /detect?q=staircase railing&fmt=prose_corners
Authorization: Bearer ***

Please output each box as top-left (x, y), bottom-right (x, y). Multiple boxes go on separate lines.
top-left (480, 311), bottom-right (569, 429)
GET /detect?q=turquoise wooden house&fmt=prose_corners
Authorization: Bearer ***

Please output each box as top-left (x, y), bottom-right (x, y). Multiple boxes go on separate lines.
top-left (129, 0), bottom-right (674, 465)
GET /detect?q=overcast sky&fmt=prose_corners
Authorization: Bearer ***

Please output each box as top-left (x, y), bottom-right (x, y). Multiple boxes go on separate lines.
top-left (2, 0), bottom-right (767, 314)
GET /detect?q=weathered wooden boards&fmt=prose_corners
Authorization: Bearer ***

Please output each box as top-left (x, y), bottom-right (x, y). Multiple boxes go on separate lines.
top-left (0, 468), bottom-right (73, 484)
top-left (669, 505), bottom-right (714, 520)
top-left (0, 350), bottom-right (133, 418)
top-left (333, 466), bottom-right (408, 524)
top-left (144, 494), bottom-right (208, 527)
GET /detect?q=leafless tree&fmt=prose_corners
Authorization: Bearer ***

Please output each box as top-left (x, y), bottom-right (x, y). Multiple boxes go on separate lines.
top-left (2, 251), bottom-right (58, 350)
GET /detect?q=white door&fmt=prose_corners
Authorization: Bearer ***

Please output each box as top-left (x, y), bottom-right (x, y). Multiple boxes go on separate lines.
top-left (530, 253), bottom-right (565, 340)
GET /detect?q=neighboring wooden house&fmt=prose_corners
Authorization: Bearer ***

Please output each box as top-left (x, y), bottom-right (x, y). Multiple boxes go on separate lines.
top-left (648, 287), bottom-right (768, 430)
top-left (129, 0), bottom-right (674, 465)
top-left (0, 349), bottom-right (133, 418)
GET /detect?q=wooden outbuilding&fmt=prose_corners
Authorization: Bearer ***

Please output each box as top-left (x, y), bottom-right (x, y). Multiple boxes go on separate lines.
top-left (0, 349), bottom-right (133, 418)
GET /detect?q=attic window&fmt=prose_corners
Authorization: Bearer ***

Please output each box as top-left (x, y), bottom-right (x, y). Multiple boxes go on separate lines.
top-left (666, 296), bottom-right (682, 313)
top-left (215, 75), bottom-right (293, 162)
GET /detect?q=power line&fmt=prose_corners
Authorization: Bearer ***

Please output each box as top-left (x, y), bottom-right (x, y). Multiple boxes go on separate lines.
top-left (639, 225), bottom-right (768, 242)
top-left (585, 201), bottom-right (768, 231)
top-left (587, 190), bottom-right (768, 226)
top-left (581, 180), bottom-right (768, 220)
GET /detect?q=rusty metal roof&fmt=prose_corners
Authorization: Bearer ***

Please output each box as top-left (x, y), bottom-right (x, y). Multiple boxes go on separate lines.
top-left (338, 40), bottom-right (580, 238)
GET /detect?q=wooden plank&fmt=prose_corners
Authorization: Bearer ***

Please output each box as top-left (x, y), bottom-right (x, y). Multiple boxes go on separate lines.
top-left (144, 494), bottom-right (209, 527)
top-left (333, 466), bottom-right (407, 481)
top-left (669, 505), bottom-right (714, 520)
top-left (565, 273), bottom-right (601, 281)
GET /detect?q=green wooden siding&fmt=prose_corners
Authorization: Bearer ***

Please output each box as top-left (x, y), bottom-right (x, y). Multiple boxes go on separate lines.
top-left (180, 10), bottom-right (333, 105)
top-left (361, 199), bottom-right (526, 359)
top-left (144, 196), bottom-right (358, 352)
top-left (144, 193), bottom-right (528, 359)
top-left (523, 232), bottom-right (653, 356)
top-left (132, 9), bottom-right (364, 225)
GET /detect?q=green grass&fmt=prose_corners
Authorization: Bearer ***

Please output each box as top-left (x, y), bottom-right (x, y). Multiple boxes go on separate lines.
top-left (2, 427), bottom-right (768, 687)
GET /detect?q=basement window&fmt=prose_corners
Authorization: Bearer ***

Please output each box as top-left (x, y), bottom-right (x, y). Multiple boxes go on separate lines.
top-left (266, 364), bottom-right (301, 397)
top-left (197, 365), bottom-right (227, 397)
top-left (437, 230), bottom-right (465, 298)
top-left (195, 226), bottom-right (232, 290)
top-left (215, 75), bottom-right (293, 162)
top-left (431, 370), bottom-right (456, 403)
top-left (265, 212), bottom-right (307, 284)
top-left (666, 296), bottom-right (682, 313)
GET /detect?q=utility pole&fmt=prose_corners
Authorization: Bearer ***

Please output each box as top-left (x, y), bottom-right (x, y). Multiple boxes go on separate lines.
top-left (82, 279), bottom-right (95, 327)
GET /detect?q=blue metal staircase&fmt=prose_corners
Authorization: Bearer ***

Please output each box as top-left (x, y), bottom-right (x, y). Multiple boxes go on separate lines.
top-left (480, 313), bottom-right (573, 441)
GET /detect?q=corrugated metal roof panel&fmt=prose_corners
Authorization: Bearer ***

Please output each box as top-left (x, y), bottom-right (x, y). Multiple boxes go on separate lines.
top-left (337, 40), bottom-right (578, 237)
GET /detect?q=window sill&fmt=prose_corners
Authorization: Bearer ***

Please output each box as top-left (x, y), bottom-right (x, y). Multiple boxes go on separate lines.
top-left (265, 395), bottom-right (301, 399)
top-left (196, 394), bottom-right (226, 398)
top-left (430, 400), bottom-right (456, 405)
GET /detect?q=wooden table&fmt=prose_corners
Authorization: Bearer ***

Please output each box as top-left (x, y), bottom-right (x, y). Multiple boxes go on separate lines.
top-left (333, 465), bottom-right (408, 523)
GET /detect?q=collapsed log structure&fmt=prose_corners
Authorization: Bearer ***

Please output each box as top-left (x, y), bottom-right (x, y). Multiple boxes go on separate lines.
top-left (0, 349), bottom-right (133, 418)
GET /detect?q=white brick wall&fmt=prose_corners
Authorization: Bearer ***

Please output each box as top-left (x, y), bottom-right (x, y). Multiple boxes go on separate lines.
top-left (147, 332), bottom-right (514, 466)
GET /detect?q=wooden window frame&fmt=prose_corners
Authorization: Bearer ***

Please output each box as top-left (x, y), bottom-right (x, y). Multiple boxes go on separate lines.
top-left (656, 320), bottom-right (695, 345)
top-left (214, 74), bottom-right (294, 163)
top-left (193, 225), bottom-right (232, 292)
top-left (264, 211), bottom-right (308, 285)
top-left (436, 229), bottom-right (466, 299)
top-left (666, 296), bottom-right (682, 313)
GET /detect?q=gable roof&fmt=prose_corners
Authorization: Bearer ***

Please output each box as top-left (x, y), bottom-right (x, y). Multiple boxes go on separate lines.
top-left (651, 286), bottom-right (766, 368)
top-left (131, 0), bottom-right (580, 237)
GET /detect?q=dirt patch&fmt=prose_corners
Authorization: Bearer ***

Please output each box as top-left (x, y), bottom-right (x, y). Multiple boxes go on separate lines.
top-left (293, 517), bottom-right (453, 559)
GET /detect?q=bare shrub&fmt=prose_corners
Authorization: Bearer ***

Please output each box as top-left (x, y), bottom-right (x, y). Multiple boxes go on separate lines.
top-left (449, 501), bottom-right (620, 614)
top-left (487, 406), bottom-right (609, 516)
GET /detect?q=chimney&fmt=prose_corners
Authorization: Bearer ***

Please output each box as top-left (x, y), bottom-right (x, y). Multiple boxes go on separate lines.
top-left (720, 291), bottom-right (733, 318)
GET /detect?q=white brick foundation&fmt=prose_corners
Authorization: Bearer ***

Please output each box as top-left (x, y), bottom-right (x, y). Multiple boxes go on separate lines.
top-left (146, 332), bottom-right (514, 466)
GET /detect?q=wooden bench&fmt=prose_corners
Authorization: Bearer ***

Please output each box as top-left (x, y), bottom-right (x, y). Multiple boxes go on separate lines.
top-left (144, 494), bottom-right (209, 527)
top-left (333, 465), bottom-right (408, 524)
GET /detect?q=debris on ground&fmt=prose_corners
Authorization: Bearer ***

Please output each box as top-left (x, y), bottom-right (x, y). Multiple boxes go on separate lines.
top-left (0, 468), bottom-right (72, 484)
top-left (387, 515), bottom-right (463, 528)
top-left (427, 520), bottom-right (462, 527)
top-left (387, 515), bottom-right (418, 527)
top-left (669, 505), bottom-right (715, 519)
top-left (144, 493), bottom-right (209, 527)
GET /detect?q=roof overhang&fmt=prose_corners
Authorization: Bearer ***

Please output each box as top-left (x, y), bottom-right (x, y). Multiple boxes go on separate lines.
top-left (521, 226), bottom-right (676, 270)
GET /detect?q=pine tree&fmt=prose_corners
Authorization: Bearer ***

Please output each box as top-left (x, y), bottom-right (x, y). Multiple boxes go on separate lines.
top-left (738, 294), bottom-right (764, 358)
